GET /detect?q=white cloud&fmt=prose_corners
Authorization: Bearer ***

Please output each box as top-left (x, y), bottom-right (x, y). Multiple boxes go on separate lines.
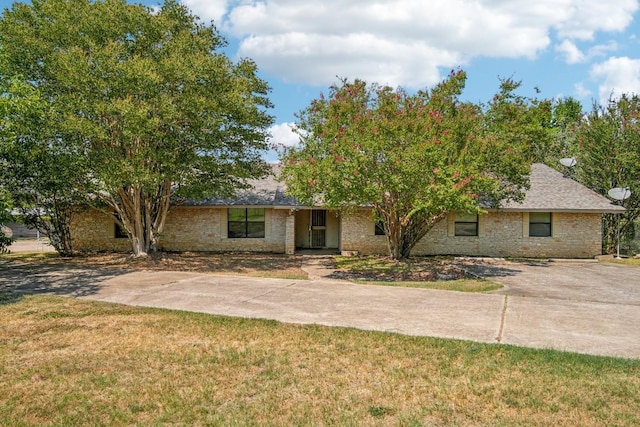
top-left (556, 40), bottom-right (586, 64)
top-left (574, 82), bottom-right (592, 99)
top-left (267, 122), bottom-right (300, 148)
top-left (183, 0), bottom-right (639, 89)
top-left (182, 0), bottom-right (229, 24)
top-left (556, 40), bottom-right (618, 64)
top-left (590, 56), bottom-right (640, 101)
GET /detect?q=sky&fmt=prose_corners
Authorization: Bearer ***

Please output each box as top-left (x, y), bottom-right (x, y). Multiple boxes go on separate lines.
top-left (2, 0), bottom-right (640, 161)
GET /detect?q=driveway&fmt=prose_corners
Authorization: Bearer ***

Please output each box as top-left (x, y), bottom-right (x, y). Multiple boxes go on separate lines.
top-left (459, 258), bottom-right (640, 304)
top-left (1, 257), bottom-right (640, 359)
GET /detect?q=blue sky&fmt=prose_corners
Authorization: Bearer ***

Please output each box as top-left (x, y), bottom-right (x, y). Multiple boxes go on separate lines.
top-left (3, 0), bottom-right (640, 160)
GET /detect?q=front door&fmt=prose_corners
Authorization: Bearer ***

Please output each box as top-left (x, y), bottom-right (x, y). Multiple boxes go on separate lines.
top-left (310, 210), bottom-right (326, 248)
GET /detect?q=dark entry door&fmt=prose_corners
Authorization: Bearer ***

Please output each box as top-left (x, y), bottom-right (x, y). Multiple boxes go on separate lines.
top-left (310, 210), bottom-right (326, 248)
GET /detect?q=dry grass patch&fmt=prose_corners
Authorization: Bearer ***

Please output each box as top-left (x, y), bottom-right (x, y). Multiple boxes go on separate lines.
top-left (1, 293), bottom-right (639, 426)
top-left (1, 251), bottom-right (308, 280)
top-left (601, 257), bottom-right (640, 267)
top-left (334, 255), bottom-right (502, 292)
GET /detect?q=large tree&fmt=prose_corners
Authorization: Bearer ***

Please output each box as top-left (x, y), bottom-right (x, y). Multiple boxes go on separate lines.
top-left (574, 94), bottom-right (640, 253)
top-left (0, 188), bottom-right (13, 253)
top-left (0, 76), bottom-right (85, 255)
top-left (0, 0), bottom-right (273, 256)
top-left (280, 70), bottom-right (530, 259)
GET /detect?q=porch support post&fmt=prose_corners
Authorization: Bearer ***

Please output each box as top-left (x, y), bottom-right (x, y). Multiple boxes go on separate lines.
top-left (285, 211), bottom-right (296, 255)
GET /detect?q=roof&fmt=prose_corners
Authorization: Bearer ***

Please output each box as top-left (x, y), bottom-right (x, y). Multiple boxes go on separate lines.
top-left (189, 163), bottom-right (624, 213)
top-left (188, 165), bottom-right (302, 208)
top-left (500, 163), bottom-right (624, 213)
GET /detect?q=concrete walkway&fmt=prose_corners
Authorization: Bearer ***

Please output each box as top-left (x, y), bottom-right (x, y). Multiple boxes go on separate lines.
top-left (2, 255), bottom-right (640, 359)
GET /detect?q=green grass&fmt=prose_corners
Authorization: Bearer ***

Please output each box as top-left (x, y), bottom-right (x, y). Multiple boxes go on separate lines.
top-left (352, 278), bottom-right (502, 292)
top-left (2, 293), bottom-right (638, 426)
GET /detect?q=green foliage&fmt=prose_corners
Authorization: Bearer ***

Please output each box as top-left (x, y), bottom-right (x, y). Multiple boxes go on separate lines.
top-left (280, 70), bottom-right (530, 259)
top-left (0, 73), bottom-right (84, 255)
top-left (575, 94), bottom-right (640, 254)
top-left (483, 79), bottom-right (583, 165)
top-left (0, 0), bottom-right (273, 256)
top-left (0, 188), bottom-right (14, 253)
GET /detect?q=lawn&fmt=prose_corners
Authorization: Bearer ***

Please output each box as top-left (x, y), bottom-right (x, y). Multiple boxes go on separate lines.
top-left (1, 293), bottom-right (639, 426)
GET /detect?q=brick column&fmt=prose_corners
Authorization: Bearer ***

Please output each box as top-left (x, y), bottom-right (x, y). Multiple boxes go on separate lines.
top-left (285, 211), bottom-right (296, 255)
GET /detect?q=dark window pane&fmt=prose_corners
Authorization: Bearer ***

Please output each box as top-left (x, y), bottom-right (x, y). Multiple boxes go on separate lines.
top-left (247, 222), bottom-right (265, 238)
top-left (375, 220), bottom-right (385, 236)
top-left (113, 213), bottom-right (128, 239)
top-left (455, 223), bottom-right (478, 236)
top-left (529, 212), bottom-right (552, 237)
top-left (455, 212), bottom-right (478, 236)
top-left (227, 208), bottom-right (265, 238)
top-left (228, 222), bottom-right (246, 238)
top-left (529, 223), bottom-right (551, 237)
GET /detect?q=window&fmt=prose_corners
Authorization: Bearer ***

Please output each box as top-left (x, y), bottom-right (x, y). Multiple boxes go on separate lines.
top-left (454, 212), bottom-right (478, 236)
top-left (228, 208), bottom-right (265, 238)
top-left (374, 219), bottom-right (385, 236)
top-left (114, 213), bottom-right (128, 239)
top-left (529, 212), bottom-right (552, 237)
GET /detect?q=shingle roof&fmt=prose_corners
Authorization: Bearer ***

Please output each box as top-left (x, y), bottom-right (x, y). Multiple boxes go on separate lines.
top-left (190, 163), bottom-right (624, 213)
top-left (500, 163), bottom-right (624, 213)
top-left (188, 165), bottom-right (303, 207)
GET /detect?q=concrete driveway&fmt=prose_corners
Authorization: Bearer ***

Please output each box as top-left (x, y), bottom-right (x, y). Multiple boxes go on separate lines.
top-left (457, 259), bottom-right (640, 358)
top-left (1, 257), bottom-right (640, 359)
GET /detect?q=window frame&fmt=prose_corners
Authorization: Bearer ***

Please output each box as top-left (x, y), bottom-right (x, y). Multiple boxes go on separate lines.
top-left (529, 212), bottom-right (552, 237)
top-left (227, 208), bottom-right (266, 239)
top-left (454, 212), bottom-right (479, 237)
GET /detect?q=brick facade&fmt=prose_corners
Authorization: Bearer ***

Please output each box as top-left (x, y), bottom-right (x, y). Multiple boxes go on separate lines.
top-left (71, 206), bottom-right (603, 258)
top-left (340, 210), bottom-right (603, 258)
top-left (71, 206), bottom-right (288, 253)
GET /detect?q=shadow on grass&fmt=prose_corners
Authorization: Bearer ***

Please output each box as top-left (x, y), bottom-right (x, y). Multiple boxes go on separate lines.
top-left (0, 259), bottom-right (132, 299)
top-left (447, 259), bottom-right (531, 280)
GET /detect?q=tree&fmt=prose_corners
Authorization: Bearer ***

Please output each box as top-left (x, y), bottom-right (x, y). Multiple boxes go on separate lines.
top-left (574, 94), bottom-right (640, 254)
top-left (0, 0), bottom-right (273, 256)
top-left (482, 79), bottom-right (583, 166)
top-left (0, 188), bottom-right (13, 253)
top-left (280, 70), bottom-right (530, 259)
top-left (0, 76), bottom-right (85, 256)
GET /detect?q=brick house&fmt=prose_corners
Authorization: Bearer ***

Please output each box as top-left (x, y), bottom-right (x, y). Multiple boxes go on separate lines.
top-left (70, 163), bottom-right (623, 258)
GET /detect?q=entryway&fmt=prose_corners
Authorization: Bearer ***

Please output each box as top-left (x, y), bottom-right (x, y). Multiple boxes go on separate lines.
top-left (294, 209), bottom-right (340, 252)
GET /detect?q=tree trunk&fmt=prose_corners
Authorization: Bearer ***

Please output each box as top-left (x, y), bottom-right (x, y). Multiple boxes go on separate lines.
top-left (110, 181), bottom-right (172, 257)
top-left (378, 207), bottom-right (447, 260)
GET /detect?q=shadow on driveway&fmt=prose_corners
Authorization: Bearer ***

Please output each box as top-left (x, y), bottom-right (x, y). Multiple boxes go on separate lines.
top-left (0, 260), bottom-right (131, 298)
top-left (453, 258), bottom-right (529, 279)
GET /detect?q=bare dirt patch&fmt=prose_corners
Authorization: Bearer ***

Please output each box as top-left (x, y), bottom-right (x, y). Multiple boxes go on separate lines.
top-left (3, 252), bottom-right (308, 280)
top-left (332, 256), bottom-right (471, 282)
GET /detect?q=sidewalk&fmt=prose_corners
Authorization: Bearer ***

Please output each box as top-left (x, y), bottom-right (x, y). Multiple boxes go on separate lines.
top-left (2, 255), bottom-right (640, 359)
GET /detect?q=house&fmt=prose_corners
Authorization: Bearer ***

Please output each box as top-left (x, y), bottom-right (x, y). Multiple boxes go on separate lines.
top-left (70, 163), bottom-right (624, 258)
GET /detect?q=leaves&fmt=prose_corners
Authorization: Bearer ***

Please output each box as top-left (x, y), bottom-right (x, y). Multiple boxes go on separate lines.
top-left (575, 94), bottom-right (640, 253)
top-left (0, 0), bottom-right (273, 256)
top-left (281, 71), bottom-right (531, 259)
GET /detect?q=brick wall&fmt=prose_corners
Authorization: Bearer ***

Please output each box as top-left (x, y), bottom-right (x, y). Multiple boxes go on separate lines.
top-left (70, 208), bottom-right (131, 252)
top-left (71, 206), bottom-right (288, 253)
top-left (341, 210), bottom-right (603, 259)
top-left (72, 206), bottom-right (603, 258)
